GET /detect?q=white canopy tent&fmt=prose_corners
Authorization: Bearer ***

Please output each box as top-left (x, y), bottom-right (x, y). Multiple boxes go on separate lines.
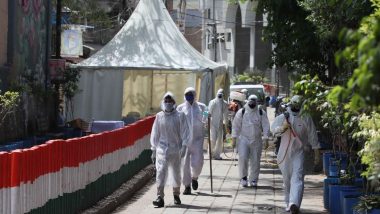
top-left (72, 0), bottom-right (228, 121)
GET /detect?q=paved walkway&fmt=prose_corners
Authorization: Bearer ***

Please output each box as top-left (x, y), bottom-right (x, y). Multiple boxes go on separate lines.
top-left (112, 108), bottom-right (328, 214)
top-left (112, 148), bottom-right (327, 214)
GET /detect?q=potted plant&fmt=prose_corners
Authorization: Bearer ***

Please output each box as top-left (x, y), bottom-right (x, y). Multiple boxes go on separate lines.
top-left (354, 195), bottom-right (380, 214)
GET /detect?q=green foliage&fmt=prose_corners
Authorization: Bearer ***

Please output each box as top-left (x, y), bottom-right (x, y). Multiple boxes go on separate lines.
top-left (360, 0), bottom-right (380, 34)
top-left (257, 0), bottom-right (327, 80)
top-left (332, 1), bottom-right (380, 112)
top-left (302, 0), bottom-right (372, 83)
top-left (63, 67), bottom-right (81, 100)
top-left (62, 67), bottom-right (81, 120)
top-left (292, 74), bottom-right (328, 117)
top-left (232, 71), bottom-right (268, 84)
top-left (292, 75), bottom-right (356, 152)
top-left (326, 1), bottom-right (380, 185)
top-left (228, 0), bottom-right (246, 4)
top-left (22, 72), bottom-right (48, 99)
top-left (355, 112), bottom-right (380, 180)
top-left (258, 0), bottom-right (372, 84)
top-left (56, 0), bottom-right (116, 29)
top-left (339, 171), bottom-right (356, 185)
top-left (355, 195), bottom-right (380, 212)
top-left (0, 90), bottom-right (20, 126)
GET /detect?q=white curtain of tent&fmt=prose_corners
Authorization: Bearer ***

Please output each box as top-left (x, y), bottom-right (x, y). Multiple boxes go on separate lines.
top-left (72, 69), bottom-right (124, 121)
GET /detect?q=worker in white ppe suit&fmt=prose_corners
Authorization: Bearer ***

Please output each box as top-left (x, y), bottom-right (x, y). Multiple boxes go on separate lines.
top-left (177, 87), bottom-right (207, 195)
top-left (151, 92), bottom-right (190, 207)
top-left (232, 95), bottom-right (270, 188)
top-left (241, 89), bottom-right (248, 100)
top-left (271, 95), bottom-right (319, 214)
top-left (208, 89), bottom-right (228, 160)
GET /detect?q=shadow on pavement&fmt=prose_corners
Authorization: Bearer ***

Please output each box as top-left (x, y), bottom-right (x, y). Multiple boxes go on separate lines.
top-left (255, 185), bottom-right (283, 191)
top-left (251, 203), bottom-right (328, 214)
top-left (196, 192), bottom-right (233, 198)
top-left (165, 204), bottom-right (209, 210)
top-left (259, 169), bottom-right (282, 175)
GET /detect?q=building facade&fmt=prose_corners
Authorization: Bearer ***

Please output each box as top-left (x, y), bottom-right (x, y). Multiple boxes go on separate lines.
top-left (200, 0), bottom-right (272, 76)
top-left (0, 0), bottom-right (7, 67)
top-left (0, 0), bottom-right (52, 143)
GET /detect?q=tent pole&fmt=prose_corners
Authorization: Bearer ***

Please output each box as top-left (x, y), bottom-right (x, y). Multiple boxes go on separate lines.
top-left (211, 69), bottom-right (215, 99)
top-left (165, 73), bottom-right (168, 92)
top-left (150, 70), bottom-right (154, 113)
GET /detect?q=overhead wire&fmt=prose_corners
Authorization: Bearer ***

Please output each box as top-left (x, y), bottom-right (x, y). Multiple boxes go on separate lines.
top-left (177, 11), bottom-right (265, 28)
top-left (170, 2), bottom-right (266, 29)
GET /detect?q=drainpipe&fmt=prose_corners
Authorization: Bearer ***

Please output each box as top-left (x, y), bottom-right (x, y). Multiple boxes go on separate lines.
top-left (45, 0), bottom-right (51, 89)
top-left (7, 0), bottom-right (15, 67)
top-left (56, 0), bottom-right (62, 58)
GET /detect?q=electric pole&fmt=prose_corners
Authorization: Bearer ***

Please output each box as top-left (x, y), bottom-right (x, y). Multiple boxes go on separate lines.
top-left (213, 0), bottom-right (216, 62)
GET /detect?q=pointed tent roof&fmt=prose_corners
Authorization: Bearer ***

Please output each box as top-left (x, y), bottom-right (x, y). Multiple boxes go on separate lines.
top-left (76, 0), bottom-right (226, 73)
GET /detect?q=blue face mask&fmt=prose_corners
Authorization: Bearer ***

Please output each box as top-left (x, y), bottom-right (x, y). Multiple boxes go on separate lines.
top-left (248, 100), bottom-right (257, 109)
top-left (185, 94), bottom-right (194, 102)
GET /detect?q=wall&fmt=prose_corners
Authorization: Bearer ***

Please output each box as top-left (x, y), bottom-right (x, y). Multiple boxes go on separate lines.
top-left (184, 27), bottom-right (202, 52)
top-left (254, 13), bottom-right (272, 71)
top-left (0, 0), bottom-right (8, 65)
top-left (12, 0), bottom-right (49, 82)
top-left (202, 0), bottom-right (273, 77)
top-left (0, 0), bottom-right (52, 144)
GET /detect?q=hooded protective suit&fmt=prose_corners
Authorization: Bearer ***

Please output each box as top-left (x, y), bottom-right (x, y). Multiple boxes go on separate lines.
top-left (177, 87), bottom-right (207, 188)
top-left (151, 92), bottom-right (190, 198)
top-left (271, 95), bottom-right (319, 210)
top-left (232, 95), bottom-right (270, 184)
top-left (208, 89), bottom-right (228, 159)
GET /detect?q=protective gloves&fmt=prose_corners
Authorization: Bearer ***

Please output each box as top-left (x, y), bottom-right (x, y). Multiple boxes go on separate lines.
top-left (284, 111), bottom-right (290, 119)
top-left (180, 145), bottom-right (187, 158)
top-left (232, 138), bottom-right (238, 153)
top-left (151, 150), bottom-right (156, 164)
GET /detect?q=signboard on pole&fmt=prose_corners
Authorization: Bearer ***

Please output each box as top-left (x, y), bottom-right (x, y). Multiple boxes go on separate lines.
top-left (61, 28), bottom-right (83, 57)
top-left (49, 59), bottom-right (66, 81)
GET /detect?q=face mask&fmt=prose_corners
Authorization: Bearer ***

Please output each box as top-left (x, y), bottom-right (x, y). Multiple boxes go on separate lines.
top-left (248, 100), bottom-right (256, 109)
top-left (185, 94), bottom-right (194, 102)
top-left (248, 103), bottom-right (256, 109)
top-left (164, 103), bottom-right (174, 112)
top-left (217, 94), bottom-right (223, 99)
top-left (291, 107), bottom-right (300, 112)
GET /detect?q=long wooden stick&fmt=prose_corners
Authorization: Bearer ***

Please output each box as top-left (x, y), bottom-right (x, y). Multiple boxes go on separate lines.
top-left (208, 115), bottom-right (213, 193)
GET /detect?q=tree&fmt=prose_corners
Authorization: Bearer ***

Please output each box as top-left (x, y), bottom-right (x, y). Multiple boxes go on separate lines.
top-left (300, 0), bottom-right (372, 84)
top-left (330, 0), bottom-right (380, 112)
top-left (257, 0), bottom-right (373, 85)
top-left (257, 0), bottom-right (326, 80)
top-left (328, 0), bottom-right (380, 184)
top-left (0, 91), bottom-right (20, 127)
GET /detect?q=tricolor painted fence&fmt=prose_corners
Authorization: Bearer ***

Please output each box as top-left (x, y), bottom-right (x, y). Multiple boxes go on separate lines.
top-left (0, 116), bottom-right (155, 214)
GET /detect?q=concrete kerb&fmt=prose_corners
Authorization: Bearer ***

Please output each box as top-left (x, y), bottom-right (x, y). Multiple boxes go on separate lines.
top-left (80, 165), bottom-right (155, 214)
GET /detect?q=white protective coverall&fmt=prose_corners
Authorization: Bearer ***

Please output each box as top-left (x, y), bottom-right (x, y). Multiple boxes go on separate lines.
top-left (271, 106), bottom-right (319, 209)
top-left (232, 102), bottom-right (270, 183)
top-left (151, 92), bottom-right (190, 197)
top-left (177, 87), bottom-right (207, 187)
top-left (208, 89), bottom-right (228, 159)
